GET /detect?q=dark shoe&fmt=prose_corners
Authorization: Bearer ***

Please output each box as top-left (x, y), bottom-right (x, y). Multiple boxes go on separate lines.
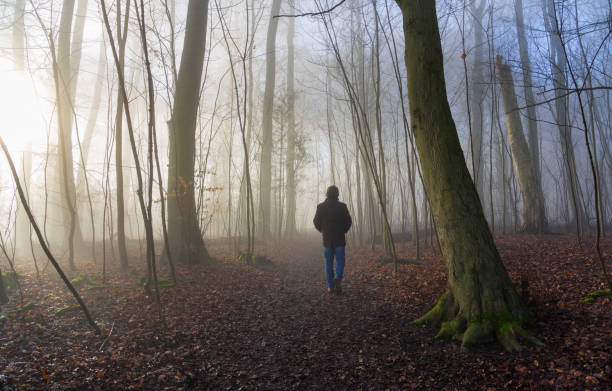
top-left (333, 278), bottom-right (342, 295)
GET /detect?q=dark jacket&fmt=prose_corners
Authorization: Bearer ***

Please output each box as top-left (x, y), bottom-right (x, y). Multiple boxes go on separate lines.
top-left (313, 198), bottom-right (352, 248)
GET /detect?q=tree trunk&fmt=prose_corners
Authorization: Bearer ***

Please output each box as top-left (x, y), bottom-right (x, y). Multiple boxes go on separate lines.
top-left (115, 1), bottom-right (130, 270)
top-left (69, 0), bottom-right (88, 103)
top-left (76, 40), bottom-right (105, 198)
top-left (514, 0), bottom-right (543, 201)
top-left (0, 266), bottom-right (7, 304)
top-left (495, 56), bottom-right (546, 233)
top-left (13, 0), bottom-right (31, 256)
top-left (12, 0), bottom-right (25, 69)
top-left (56, 0), bottom-right (78, 268)
top-left (355, 138), bottom-right (363, 245)
top-left (542, 0), bottom-right (586, 235)
top-left (395, 0), bottom-right (532, 351)
top-left (167, 0), bottom-right (211, 264)
top-left (410, 149), bottom-right (419, 258)
top-left (372, 1), bottom-right (390, 256)
top-left (285, 2), bottom-right (296, 235)
top-left (16, 144), bottom-right (32, 256)
top-left (469, 0), bottom-right (486, 198)
top-left (259, 0), bottom-right (282, 239)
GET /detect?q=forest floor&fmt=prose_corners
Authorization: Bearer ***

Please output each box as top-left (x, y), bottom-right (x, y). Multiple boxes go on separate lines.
top-left (0, 234), bottom-right (610, 390)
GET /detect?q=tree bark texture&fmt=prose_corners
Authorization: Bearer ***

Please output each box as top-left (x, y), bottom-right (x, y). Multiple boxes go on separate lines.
top-left (167, 0), bottom-right (211, 264)
top-left (56, 0), bottom-right (79, 267)
top-left (395, 0), bottom-right (531, 351)
top-left (495, 56), bottom-right (547, 233)
top-left (469, 0), bottom-right (486, 198)
top-left (514, 0), bottom-right (542, 191)
top-left (542, 0), bottom-right (586, 233)
top-left (259, 0), bottom-right (282, 239)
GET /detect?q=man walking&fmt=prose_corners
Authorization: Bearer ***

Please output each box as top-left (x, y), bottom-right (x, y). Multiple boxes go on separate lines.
top-left (313, 185), bottom-right (352, 294)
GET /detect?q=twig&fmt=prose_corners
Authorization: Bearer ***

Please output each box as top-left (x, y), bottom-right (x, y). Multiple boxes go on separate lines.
top-left (0, 137), bottom-right (100, 334)
top-left (98, 321), bottom-right (115, 352)
top-left (274, 0), bottom-right (345, 18)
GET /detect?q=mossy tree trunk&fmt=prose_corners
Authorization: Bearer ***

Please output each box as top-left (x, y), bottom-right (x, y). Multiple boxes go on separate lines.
top-left (495, 56), bottom-right (547, 233)
top-left (166, 0), bottom-right (211, 264)
top-left (395, 0), bottom-right (534, 351)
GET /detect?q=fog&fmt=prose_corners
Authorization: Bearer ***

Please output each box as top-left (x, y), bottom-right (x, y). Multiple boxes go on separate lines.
top-left (0, 0), bottom-right (610, 267)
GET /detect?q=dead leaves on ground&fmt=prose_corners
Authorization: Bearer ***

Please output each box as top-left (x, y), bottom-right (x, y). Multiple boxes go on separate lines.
top-left (0, 234), bottom-right (610, 390)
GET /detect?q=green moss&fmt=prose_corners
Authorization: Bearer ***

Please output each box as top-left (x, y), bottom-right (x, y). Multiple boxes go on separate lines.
top-left (469, 310), bottom-right (529, 329)
top-left (56, 305), bottom-right (80, 316)
top-left (238, 252), bottom-right (272, 267)
top-left (412, 291), bottom-right (450, 326)
top-left (436, 319), bottom-right (458, 339)
top-left (2, 271), bottom-right (25, 289)
top-left (462, 320), bottom-right (494, 348)
top-left (70, 273), bottom-right (86, 285)
top-left (86, 284), bottom-right (107, 290)
top-left (71, 274), bottom-right (106, 290)
top-left (582, 289), bottom-right (611, 303)
top-left (3, 301), bottom-right (34, 317)
top-left (467, 310), bottom-right (530, 349)
top-left (139, 277), bottom-right (174, 288)
top-left (436, 318), bottom-right (465, 340)
top-left (156, 279), bottom-right (174, 287)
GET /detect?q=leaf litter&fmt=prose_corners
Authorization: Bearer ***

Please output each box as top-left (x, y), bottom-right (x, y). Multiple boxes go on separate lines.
top-left (0, 234), bottom-right (610, 390)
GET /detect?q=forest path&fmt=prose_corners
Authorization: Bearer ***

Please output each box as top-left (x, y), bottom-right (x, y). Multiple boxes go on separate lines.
top-left (2, 236), bottom-right (610, 390)
top-left (194, 238), bottom-right (422, 389)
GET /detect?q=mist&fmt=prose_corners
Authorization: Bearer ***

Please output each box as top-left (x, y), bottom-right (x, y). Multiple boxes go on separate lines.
top-left (0, 0), bottom-right (610, 388)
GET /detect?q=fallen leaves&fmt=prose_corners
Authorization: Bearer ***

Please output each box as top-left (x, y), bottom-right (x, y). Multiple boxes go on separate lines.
top-left (0, 235), bottom-right (609, 389)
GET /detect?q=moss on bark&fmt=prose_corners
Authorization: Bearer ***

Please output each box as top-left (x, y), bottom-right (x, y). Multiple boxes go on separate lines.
top-left (394, 0), bottom-right (541, 351)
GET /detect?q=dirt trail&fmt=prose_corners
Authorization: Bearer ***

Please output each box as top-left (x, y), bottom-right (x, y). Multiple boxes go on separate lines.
top-left (1, 235), bottom-right (610, 390)
top-left (195, 239), bottom-right (415, 390)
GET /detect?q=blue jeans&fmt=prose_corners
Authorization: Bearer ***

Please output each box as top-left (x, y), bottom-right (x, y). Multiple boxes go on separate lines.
top-left (324, 246), bottom-right (345, 289)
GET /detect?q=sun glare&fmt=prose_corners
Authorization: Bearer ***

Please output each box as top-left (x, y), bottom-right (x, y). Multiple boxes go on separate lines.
top-left (0, 59), bottom-right (48, 152)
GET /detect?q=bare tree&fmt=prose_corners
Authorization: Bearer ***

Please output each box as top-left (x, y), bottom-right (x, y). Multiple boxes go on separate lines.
top-left (395, 0), bottom-right (537, 351)
top-left (0, 137), bottom-right (99, 333)
top-left (166, 0), bottom-right (212, 264)
top-left (542, 0), bottom-right (586, 236)
top-left (259, 0), bottom-right (283, 239)
top-left (495, 56), bottom-right (547, 233)
top-left (114, 0), bottom-right (131, 271)
top-left (285, 0), bottom-right (297, 235)
top-left (514, 0), bottom-right (544, 210)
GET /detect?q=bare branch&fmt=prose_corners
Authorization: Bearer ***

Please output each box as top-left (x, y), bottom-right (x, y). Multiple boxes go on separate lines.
top-left (274, 0), bottom-right (345, 18)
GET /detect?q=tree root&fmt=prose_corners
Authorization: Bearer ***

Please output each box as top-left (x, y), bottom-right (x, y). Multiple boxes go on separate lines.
top-left (412, 289), bottom-right (543, 352)
top-left (412, 291), bottom-right (458, 327)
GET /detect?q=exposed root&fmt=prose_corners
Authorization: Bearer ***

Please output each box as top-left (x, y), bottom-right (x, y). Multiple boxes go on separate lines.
top-left (413, 289), bottom-right (543, 352)
top-left (462, 319), bottom-right (495, 349)
top-left (436, 314), bottom-right (466, 341)
top-left (411, 291), bottom-right (458, 327)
